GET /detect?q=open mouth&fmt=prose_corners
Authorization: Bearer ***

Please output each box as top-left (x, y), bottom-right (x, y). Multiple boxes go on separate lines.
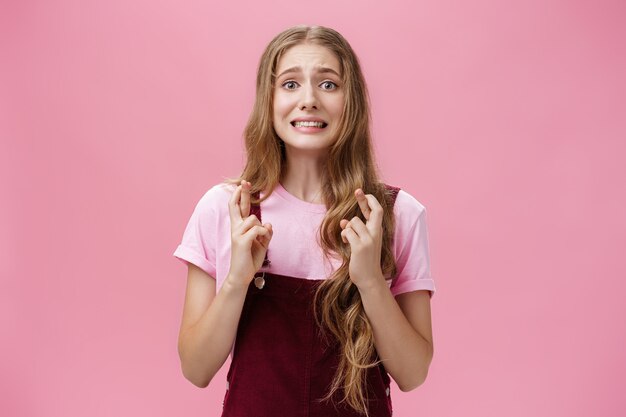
top-left (290, 121), bottom-right (328, 128)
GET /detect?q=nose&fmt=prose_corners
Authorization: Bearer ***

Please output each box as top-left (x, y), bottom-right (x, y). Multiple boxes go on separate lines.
top-left (298, 83), bottom-right (318, 110)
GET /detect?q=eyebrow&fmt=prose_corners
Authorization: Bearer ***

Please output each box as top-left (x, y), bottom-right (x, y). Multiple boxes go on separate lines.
top-left (276, 66), bottom-right (341, 79)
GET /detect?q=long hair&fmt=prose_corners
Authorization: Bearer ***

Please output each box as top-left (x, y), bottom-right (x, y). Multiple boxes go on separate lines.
top-left (225, 25), bottom-right (398, 416)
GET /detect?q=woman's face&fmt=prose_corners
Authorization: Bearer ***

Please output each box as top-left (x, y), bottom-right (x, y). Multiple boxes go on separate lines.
top-left (273, 43), bottom-right (345, 155)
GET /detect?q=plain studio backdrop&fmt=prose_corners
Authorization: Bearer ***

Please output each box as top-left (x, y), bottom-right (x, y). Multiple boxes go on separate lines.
top-left (1, 1), bottom-right (624, 416)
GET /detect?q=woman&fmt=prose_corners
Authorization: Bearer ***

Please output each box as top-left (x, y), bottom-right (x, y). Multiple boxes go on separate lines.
top-left (173, 25), bottom-right (436, 417)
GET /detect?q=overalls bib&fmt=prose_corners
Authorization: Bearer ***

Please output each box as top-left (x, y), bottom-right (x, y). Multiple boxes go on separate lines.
top-left (221, 185), bottom-right (400, 417)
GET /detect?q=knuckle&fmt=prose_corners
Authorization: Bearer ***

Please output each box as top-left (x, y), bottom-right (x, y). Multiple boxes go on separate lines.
top-left (244, 214), bottom-right (259, 225)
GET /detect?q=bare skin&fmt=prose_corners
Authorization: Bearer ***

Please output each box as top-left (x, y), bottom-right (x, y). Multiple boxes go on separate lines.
top-left (339, 189), bottom-right (434, 391)
top-left (177, 180), bottom-right (272, 387)
top-left (178, 42), bottom-right (433, 391)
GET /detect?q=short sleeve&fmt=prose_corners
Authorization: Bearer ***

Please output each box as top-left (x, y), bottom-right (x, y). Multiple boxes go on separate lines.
top-left (172, 186), bottom-right (221, 278)
top-left (390, 190), bottom-right (436, 298)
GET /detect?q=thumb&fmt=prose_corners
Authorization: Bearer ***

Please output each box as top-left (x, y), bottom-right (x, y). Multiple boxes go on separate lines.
top-left (258, 223), bottom-right (273, 248)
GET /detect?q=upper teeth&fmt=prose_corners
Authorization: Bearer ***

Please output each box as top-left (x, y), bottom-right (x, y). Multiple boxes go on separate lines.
top-left (294, 121), bottom-right (325, 128)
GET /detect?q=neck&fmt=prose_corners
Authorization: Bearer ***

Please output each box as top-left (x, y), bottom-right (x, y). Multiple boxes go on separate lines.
top-left (280, 147), bottom-right (327, 204)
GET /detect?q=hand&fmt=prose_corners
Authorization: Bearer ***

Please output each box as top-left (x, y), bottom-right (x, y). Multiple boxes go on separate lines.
top-left (340, 189), bottom-right (385, 290)
top-left (226, 179), bottom-right (273, 288)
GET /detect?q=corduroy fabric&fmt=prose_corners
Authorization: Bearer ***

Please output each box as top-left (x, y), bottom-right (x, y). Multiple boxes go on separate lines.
top-left (221, 185), bottom-right (400, 417)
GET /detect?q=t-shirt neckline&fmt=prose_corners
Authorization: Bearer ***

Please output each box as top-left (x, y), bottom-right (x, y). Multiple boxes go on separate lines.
top-left (273, 182), bottom-right (327, 213)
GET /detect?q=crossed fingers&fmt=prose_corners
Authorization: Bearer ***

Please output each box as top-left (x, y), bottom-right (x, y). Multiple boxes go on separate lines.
top-left (228, 179), bottom-right (274, 246)
top-left (340, 188), bottom-right (383, 243)
top-left (228, 179), bottom-right (252, 224)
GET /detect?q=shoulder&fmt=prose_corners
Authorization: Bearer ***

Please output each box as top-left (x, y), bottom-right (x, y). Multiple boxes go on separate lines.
top-left (389, 187), bottom-right (427, 228)
top-left (194, 182), bottom-right (236, 213)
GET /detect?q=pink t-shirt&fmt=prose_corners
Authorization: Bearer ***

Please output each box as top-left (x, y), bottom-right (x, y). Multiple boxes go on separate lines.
top-left (173, 182), bottom-right (435, 298)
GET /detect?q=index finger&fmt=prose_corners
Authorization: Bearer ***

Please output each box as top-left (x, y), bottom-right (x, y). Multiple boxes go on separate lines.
top-left (228, 184), bottom-right (243, 223)
top-left (355, 189), bottom-right (371, 221)
top-left (362, 193), bottom-right (383, 230)
top-left (240, 180), bottom-right (251, 218)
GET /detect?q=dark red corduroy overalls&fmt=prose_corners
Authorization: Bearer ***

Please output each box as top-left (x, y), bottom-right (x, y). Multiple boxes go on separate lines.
top-left (221, 185), bottom-right (401, 417)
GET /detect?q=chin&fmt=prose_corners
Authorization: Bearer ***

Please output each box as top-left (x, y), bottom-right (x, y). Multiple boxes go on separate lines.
top-left (284, 139), bottom-right (333, 153)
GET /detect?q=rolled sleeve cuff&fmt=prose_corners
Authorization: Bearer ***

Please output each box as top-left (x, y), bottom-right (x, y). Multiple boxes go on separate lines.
top-left (173, 245), bottom-right (216, 278)
top-left (390, 278), bottom-right (436, 298)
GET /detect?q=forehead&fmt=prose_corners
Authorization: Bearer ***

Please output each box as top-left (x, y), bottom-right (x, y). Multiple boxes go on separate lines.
top-left (275, 43), bottom-right (341, 76)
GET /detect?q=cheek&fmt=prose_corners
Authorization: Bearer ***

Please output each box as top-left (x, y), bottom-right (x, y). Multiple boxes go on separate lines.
top-left (273, 92), bottom-right (294, 117)
top-left (327, 95), bottom-right (345, 117)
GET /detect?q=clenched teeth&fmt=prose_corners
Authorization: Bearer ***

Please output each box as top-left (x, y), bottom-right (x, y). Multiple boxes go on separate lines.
top-left (292, 121), bottom-right (327, 128)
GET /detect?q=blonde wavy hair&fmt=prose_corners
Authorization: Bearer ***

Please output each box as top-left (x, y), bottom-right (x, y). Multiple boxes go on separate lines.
top-left (225, 25), bottom-right (398, 416)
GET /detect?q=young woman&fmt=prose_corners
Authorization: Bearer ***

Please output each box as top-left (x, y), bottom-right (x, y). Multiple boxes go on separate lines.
top-left (173, 25), bottom-right (436, 417)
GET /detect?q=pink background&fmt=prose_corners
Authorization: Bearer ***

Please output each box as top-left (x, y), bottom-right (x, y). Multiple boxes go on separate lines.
top-left (2, 0), bottom-right (625, 416)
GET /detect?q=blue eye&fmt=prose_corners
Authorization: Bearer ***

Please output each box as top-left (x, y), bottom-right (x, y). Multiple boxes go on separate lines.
top-left (282, 81), bottom-right (298, 90)
top-left (321, 81), bottom-right (338, 90)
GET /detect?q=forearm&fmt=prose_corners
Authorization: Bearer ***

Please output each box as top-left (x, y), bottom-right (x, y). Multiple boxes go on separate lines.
top-left (178, 276), bottom-right (248, 387)
top-left (358, 279), bottom-right (433, 391)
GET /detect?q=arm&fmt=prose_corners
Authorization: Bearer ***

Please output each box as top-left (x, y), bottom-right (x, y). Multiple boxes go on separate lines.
top-left (358, 283), bottom-right (434, 391)
top-left (177, 264), bottom-right (249, 388)
top-left (177, 180), bottom-right (272, 388)
top-left (340, 189), bottom-right (434, 392)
